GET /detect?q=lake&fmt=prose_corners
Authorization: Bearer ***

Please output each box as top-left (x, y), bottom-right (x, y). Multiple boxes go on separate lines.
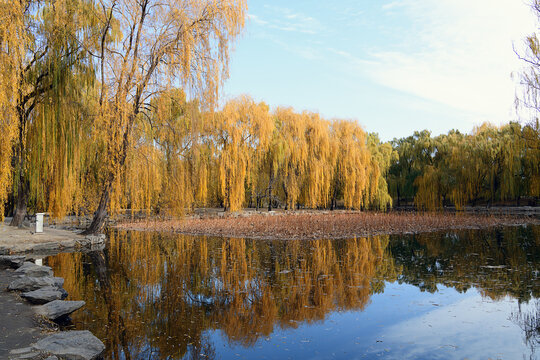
top-left (45, 225), bottom-right (540, 359)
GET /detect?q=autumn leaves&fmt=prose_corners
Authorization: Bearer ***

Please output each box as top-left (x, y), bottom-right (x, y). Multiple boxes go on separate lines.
top-left (122, 94), bottom-right (394, 215)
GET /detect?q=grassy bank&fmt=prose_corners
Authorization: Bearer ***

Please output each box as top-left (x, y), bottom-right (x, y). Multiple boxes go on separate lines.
top-left (116, 211), bottom-right (540, 240)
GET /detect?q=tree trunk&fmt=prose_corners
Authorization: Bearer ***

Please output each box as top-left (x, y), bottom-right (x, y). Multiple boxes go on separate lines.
top-left (82, 185), bottom-right (110, 235)
top-left (330, 183), bottom-right (338, 211)
top-left (267, 168), bottom-right (274, 212)
top-left (283, 183), bottom-right (289, 211)
top-left (10, 176), bottom-right (29, 227)
top-left (10, 112), bottom-right (29, 227)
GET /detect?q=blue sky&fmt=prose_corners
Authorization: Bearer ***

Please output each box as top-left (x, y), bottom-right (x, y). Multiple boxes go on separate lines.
top-left (221, 0), bottom-right (537, 141)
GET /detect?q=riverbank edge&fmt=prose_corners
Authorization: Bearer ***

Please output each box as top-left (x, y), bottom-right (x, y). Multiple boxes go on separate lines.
top-left (0, 227), bottom-right (106, 360)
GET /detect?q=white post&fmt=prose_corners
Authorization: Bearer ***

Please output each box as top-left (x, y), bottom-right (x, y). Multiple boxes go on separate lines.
top-left (35, 213), bottom-right (44, 233)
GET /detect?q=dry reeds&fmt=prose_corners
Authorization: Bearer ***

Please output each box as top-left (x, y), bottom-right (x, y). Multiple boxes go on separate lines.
top-left (116, 210), bottom-right (540, 240)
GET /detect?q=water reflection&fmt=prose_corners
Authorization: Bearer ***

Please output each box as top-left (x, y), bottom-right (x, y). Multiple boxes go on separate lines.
top-left (46, 226), bottom-right (539, 359)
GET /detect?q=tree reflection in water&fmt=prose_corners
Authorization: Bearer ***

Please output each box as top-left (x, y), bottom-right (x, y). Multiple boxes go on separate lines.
top-left (46, 225), bottom-right (539, 360)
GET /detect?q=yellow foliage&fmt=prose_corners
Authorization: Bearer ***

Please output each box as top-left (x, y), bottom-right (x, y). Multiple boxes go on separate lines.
top-left (0, 1), bottom-right (25, 220)
top-left (213, 96), bottom-right (273, 211)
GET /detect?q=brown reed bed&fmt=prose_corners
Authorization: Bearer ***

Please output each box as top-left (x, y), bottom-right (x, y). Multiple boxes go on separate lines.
top-left (115, 210), bottom-right (540, 240)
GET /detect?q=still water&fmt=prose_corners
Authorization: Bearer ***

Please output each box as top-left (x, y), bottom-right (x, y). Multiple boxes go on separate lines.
top-left (45, 226), bottom-right (540, 360)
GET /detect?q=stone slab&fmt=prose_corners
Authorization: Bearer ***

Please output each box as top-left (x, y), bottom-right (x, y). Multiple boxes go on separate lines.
top-left (32, 330), bottom-right (104, 360)
top-left (35, 300), bottom-right (85, 321)
top-left (0, 256), bottom-right (26, 269)
top-left (21, 287), bottom-right (68, 305)
top-left (14, 262), bottom-right (53, 277)
top-left (8, 276), bottom-right (59, 292)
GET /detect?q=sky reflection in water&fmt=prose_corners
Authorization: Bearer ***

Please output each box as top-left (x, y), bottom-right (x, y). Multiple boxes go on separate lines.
top-left (46, 225), bottom-right (540, 360)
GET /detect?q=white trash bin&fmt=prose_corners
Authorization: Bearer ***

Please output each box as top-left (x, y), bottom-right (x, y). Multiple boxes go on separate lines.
top-left (35, 213), bottom-right (44, 233)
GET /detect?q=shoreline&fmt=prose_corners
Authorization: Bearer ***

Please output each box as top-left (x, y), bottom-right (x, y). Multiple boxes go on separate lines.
top-left (0, 225), bottom-right (106, 359)
top-left (0, 223), bottom-right (105, 256)
top-left (116, 210), bottom-right (540, 241)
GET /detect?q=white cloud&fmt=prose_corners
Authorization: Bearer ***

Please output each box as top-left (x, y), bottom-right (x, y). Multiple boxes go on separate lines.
top-left (382, 2), bottom-right (403, 11)
top-left (376, 294), bottom-right (535, 359)
top-left (254, 5), bottom-right (323, 35)
top-left (247, 14), bottom-right (268, 26)
top-left (365, 0), bottom-right (537, 126)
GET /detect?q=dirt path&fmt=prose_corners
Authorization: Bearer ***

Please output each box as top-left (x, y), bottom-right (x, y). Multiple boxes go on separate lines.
top-left (0, 269), bottom-right (44, 358)
top-left (0, 223), bottom-right (87, 255)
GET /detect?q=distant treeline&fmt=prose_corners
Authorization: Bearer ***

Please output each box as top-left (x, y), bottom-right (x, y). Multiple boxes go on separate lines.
top-left (2, 88), bottom-right (540, 218)
top-left (387, 122), bottom-right (540, 209)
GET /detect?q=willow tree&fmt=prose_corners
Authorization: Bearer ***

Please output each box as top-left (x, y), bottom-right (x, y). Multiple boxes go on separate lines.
top-left (212, 96), bottom-right (272, 212)
top-left (0, 1), bottom-right (26, 221)
top-left (84, 0), bottom-right (246, 233)
top-left (275, 107), bottom-right (308, 210)
top-left (303, 113), bottom-right (334, 209)
top-left (329, 120), bottom-right (369, 210)
top-left (366, 133), bottom-right (394, 210)
top-left (3, 0), bottom-right (98, 226)
top-left (516, 0), bottom-right (540, 200)
top-left (147, 89), bottom-right (209, 214)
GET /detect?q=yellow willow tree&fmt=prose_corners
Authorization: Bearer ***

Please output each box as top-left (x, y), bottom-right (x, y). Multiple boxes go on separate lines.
top-left (84, 0), bottom-right (246, 234)
top-left (329, 120), bottom-right (370, 210)
top-left (212, 96), bottom-right (272, 211)
top-left (275, 107), bottom-right (308, 210)
top-left (148, 89), bottom-right (209, 214)
top-left (0, 1), bottom-right (25, 220)
top-left (303, 113), bottom-right (334, 208)
top-left (250, 114), bottom-right (285, 211)
top-left (366, 133), bottom-right (394, 210)
top-left (2, 0), bottom-right (98, 225)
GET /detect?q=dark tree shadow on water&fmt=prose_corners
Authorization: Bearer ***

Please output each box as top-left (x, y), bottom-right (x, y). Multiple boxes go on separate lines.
top-left (511, 300), bottom-right (540, 360)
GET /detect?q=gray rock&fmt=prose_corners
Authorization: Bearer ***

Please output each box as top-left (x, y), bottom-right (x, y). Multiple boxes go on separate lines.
top-left (9, 347), bottom-right (34, 355)
top-left (14, 352), bottom-right (41, 359)
top-left (8, 346), bottom-right (44, 359)
top-left (21, 286), bottom-right (68, 304)
top-left (32, 330), bottom-right (104, 360)
top-left (14, 262), bottom-right (53, 277)
top-left (0, 255), bottom-right (26, 269)
top-left (76, 234), bottom-right (105, 249)
top-left (52, 277), bottom-right (64, 287)
top-left (32, 242), bottom-right (60, 252)
top-left (8, 276), bottom-right (58, 292)
top-left (35, 300), bottom-right (85, 320)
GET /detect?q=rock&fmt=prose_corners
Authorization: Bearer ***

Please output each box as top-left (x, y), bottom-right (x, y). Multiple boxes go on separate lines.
top-left (14, 262), bottom-right (53, 277)
top-left (8, 276), bottom-right (59, 292)
top-left (31, 242), bottom-right (60, 252)
top-left (76, 234), bottom-right (105, 249)
top-left (32, 330), bottom-right (104, 360)
top-left (52, 277), bottom-right (64, 287)
top-left (35, 300), bottom-right (85, 320)
top-left (0, 255), bottom-right (26, 269)
top-left (21, 286), bottom-right (68, 304)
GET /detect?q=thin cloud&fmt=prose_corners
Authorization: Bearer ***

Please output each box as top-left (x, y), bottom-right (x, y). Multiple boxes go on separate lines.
top-left (253, 5), bottom-right (323, 36)
top-left (362, 0), bottom-right (536, 123)
top-left (247, 14), bottom-right (269, 26)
